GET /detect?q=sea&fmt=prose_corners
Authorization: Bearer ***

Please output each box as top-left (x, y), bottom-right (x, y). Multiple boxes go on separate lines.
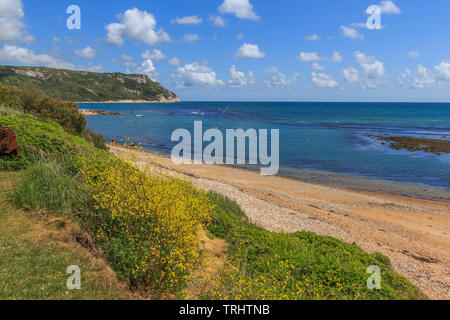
top-left (80, 102), bottom-right (450, 201)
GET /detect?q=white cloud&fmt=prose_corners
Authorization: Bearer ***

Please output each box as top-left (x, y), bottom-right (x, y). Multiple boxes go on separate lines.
top-left (399, 65), bottom-right (436, 89)
top-left (264, 68), bottom-right (299, 89)
top-left (332, 51), bottom-right (343, 62)
top-left (0, 45), bottom-right (74, 69)
top-left (0, 0), bottom-right (33, 43)
top-left (435, 61), bottom-right (450, 81)
top-left (374, 1), bottom-right (401, 14)
top-left (354, 51), bottom-right (387, 88)
top-left (168, 57), bottom-right (181, 65)
top-left (171, 15), bottom-right (202, 25)
top-left (340, 26), bottom-right (363, 40)
top-left (173, 62), bottom-right (223, 88)
top-left (80, 62), bottom-right (105, 73)
top-left (142, 49), bottom-right (166, 61)
top-left (210, 15), bottom-right (227, 27)
top-left (234, 43), bottom-right (265, 59)
top-left (342, 67), bottom-right (360, 84)
top-left (75, 46), bottom-right (96, 59)
top-left (119, 54), bottom-right (137, 67)
top-left (350, 22), bottom-right (370, 29)
top-left (218, 0), bottom-right (259, 21)
top-left (409, 51), bottom-right (420, 59)
top-left (298, 52), bottom-right (322, 62)
top-left (228, 65), bottom-right (256, 87)
top-left (311, 72), bottom-right (338, 88)
top-left (264, 66), bottom-right (279, 74)
top-left (138, 59), bottom-right (159, 80)
top-left (236, 33), bottom-right (244, 40)
top-left (106, 8), bottom-right (171, 46)
top-left (306, 34), bottom-right (321, 41)
top-left (182, 33), bottom-right (200, 43)
top-left (312, 62), bottom-right (325, 71)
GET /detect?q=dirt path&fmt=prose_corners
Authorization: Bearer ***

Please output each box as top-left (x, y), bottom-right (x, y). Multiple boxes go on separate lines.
top-left (111, 146), bottom-right (450, 300)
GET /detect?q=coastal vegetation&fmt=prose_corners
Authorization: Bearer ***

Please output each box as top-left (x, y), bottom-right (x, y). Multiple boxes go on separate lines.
top-left (0, 83), bottom-right (105, 150)
top-left (0, 172), bottom-right (131, 300)
top-left (0, 66), bottom-right (179, 103)
top-left (0, 84), bottom-right (425, 300)
top-left (207, 193), bottom-right (424, 300)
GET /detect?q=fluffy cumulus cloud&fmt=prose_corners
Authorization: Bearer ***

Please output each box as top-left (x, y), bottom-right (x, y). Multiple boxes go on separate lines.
top-left (182, 33), bottom-right (200, 43)
top-left (354, 51), bottom-right (387, 88)
top-left (332, 51), bottom-right (343, 63)
top-left (106, 8), bottom-right (171, 46)
top-left (398, 65), bottom-right (436, 89)
top-left (228, 65), bottom-right (256, 87)
top-left (113, 54), bottom-right (137, 67)
top-left (218, 0), bottom-right (259, 21)
top-left (264, 66), bottom-right (279, 74)
top-left (0, 45), bottom-right (74, 69)
top-left (311, 62), bottom-right (325, 71)
top-left (435, 61), bottom-right (450, 81)
top-left (173, 62), bottom-right (223, 88)
top-left (340, 26), bottom-right (363, 40)
top-left (376, 1), bottom-right (401, 14)
top-left (138, 59), bottom-right (159, 80)
top-left (142, 49), bottom-right (166, 61)
top-left (171, 15), bottom-right (202, 25)
top-left (210, 15), bottom-right (227, 27)
top-left (264, 67), bottom-right (299, 89)
top-left (168, 57), bottom-right (181, 66)
top-left (0, 0), bottom-right (33, 43)
top-left (298, 52), bottom-right (322, 62)
top-left (342, 67), bottom-right (360, 84)
top-left (311, 72), bottom-right (338, 88)
top-left (397, 61), bottom-right (450, 89)
top-left (75, 46), bottom-right (96, 58)
top-left (234, 43), bottom-right (265, 59)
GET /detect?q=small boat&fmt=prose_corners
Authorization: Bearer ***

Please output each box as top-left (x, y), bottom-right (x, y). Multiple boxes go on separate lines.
top-left (136, 114), bottom-right (145, 118)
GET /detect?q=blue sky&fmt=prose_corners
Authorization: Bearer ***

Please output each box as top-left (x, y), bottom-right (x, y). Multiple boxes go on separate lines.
top-left (1, 0), bottom-right (450, 101)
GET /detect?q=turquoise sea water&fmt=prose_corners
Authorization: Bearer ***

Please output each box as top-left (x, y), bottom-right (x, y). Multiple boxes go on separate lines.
top-left (80, 102), bottom-right (450, 199)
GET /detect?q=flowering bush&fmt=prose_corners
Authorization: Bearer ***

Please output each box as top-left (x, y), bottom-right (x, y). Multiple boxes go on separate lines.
top-left (78, 153), bottom-right (213, 295)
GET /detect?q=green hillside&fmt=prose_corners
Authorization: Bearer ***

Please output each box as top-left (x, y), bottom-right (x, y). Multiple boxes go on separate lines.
top-left (0, 65), bottom-right (180, 103)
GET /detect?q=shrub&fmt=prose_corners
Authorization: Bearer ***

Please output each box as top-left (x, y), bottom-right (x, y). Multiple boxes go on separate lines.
top-left (78, 153), bottom-right (213, 295)
top-left (0, 83), bottom-right (105, 148)
top-left (84, 128), bottom-right (107, 150)
top-left (0, 114), bottom-right (97, 170)
top-left (207, 192), bottom-right (425, 300)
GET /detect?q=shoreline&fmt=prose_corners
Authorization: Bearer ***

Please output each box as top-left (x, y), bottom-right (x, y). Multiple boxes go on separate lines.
top-left (79, 109), bottom-right (127, 116)
top-left (77, 100), bottom-right (181, 104)
top-left (109, 145), bottom-right (450, 299)
top-left (118, 144), bottom-right (450, 202)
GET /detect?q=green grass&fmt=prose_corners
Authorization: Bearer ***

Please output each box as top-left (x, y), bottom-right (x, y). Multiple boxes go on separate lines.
top-left (0, 172), bottom-right (131, 300)
top-left (0, 112), bottom-right (102, 170)
top-left (13, 159), bottom-right (89, 217)
top-left (207, 192), bottom-right (426, 300)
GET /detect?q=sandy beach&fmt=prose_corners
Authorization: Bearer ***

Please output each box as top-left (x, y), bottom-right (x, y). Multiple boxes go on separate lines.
top-left (110, 145), bottom-right (450, 300)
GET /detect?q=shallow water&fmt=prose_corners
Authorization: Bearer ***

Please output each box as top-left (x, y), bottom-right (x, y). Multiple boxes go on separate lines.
top-left (81, 101), bottom-right (450, 198)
